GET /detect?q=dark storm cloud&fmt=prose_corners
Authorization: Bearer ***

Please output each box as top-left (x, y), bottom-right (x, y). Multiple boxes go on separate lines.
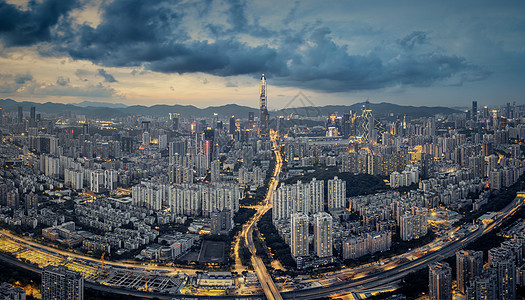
top-left (0, 0), bottom-right (492, 93)
top-left (272, 27), bottom-right (490, 92)
top-left (398, 31), bottom-right (429, 50)
top-left (0, 72), bottom-right (33, 93)
top-left (56, 76), bottom-right (69, 86)
top-left (0, 0), bottom-right (79, 46)
top-left (97, 69), bottom-right (117, 83)
top-left (14, 73), bottom-right (33, 84)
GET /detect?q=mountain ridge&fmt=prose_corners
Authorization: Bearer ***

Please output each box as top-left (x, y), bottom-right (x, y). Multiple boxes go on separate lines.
top-left (0, 98), bottom-right (459, 119)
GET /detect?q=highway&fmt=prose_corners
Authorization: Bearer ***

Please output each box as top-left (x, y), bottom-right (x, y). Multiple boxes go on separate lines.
top-left (243, 130), bottom-right (283, 300)
top-left (281, 195), bottom-right (524, 299)
top-left (0, 246), bottom-right (263, 300)
top-left (0, 229), bottom-right (200, 275)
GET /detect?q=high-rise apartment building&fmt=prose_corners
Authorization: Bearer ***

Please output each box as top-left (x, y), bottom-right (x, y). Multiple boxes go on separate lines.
top-left (466, 269), bottom-right (497, 300)
top-left (314, 212), bottom-right (333, 258)
top-left (456, 250), bottom-right (483, 294)
top-left (489, 247), bottom-right (516, 300)
top-left (328, 176), bottom-right (346, 210)
top-left (399, 212), bottom-right (427, 241)
top-left (42, 265), bottom-right (84, 300)
top-left (291, 213), bottom-right (309, 258)
top-left (210, 160), bottom-right (221, 182)
top-left (429, 261), bottom-right (452, 300)
top-left (309, 178), bottom-right (324, 214)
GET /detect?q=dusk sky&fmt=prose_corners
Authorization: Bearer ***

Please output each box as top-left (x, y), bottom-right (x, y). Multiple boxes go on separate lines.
top-left (0, 0), bottom-right (524, 109)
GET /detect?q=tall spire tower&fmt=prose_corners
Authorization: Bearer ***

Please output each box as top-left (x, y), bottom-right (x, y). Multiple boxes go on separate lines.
top-left (259, 74), bottom-right (270, 137)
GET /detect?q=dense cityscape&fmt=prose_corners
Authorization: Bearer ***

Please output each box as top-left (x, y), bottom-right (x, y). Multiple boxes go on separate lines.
top-left (0, 74), bottom-right (523, 300)
top-left (1, 1), bottom-right (525, 300)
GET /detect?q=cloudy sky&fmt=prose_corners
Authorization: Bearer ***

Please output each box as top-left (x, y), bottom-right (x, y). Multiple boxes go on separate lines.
top-left (0, 0), bottom-right (524, 109)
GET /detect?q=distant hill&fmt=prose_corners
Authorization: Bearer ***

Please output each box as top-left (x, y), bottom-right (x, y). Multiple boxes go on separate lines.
top-left (277, 102), bottom-right (460, 119)
top-left (0, 99), bottom-right (459, 119)
top-left (76, 101), bottom-right (128, 108)
top-left (0, 99), bottom-right (258, 118)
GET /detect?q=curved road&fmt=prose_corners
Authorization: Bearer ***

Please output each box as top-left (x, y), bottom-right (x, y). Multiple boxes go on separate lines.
top-left (243, 131), bottom-right (283, 300)
top-left (0, 229), bottom-right (199, 275)
top-left (281, 195), bottom-right (524, 299)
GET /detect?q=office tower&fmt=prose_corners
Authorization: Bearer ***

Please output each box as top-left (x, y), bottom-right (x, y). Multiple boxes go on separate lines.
top-left (30, 106), bottom-right (36, 127)
top-left (328, 176), bottom-right (346, 210)
top-left (472, 101), bottom-right (478, 121)
top-left (259, 74), bottom-right (269, 138)
top-left (17, 106), bottom-right (23, 123)
top-left (456, 250), bottom-right (483, 294)
top-left (360, 109), bottom-right (373, 141)
top-left (291, 213), bottom-right (309, 258)
top-left (314, 212), bottom-right (333, 258)
top-left (429, 261), bottom-right (452, 300)
top-left (466, 269), bottom-right (497, 300)
top-left (229, 116), bottom-right (236, 134)
top-left (42, 265), bottom-right (84, 300)
top-left (203, 128), bottom-right (216, 161)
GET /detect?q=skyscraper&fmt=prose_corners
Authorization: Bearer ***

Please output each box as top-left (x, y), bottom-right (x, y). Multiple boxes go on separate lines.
top-left (259, 74), bottom-right (269, 138)
top-left (429, 261), bottom-right (452, 300)
top-left (359, 109), bottom-right (373, 141)
top-left (203, 127), bottom-right (216, 161)
top-left (472, 101), bottom-right (478, 121)
top-left (328, 176), bottom-right (346, 210)
top-left (314, 212), bottom-right (333, 258)
top-left (456, 250), bottom-right (483, 294)
top-left (17, 106), bottom-right (23, 124)
top-left (229, 116), bottom-right (236, 135)
top-left (466, 269), bottom-right (497, 300)
top-left (30, 106), bottom-right (36, 127)
top-left (291, 213), bottom-right (309, 258)
top-left (489, 247), bottom-right (516, 300)
top-left (42, 265), bottom-right (84, 300)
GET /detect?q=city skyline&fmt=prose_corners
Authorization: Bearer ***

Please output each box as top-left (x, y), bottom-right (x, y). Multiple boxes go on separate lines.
top-left (0, 0), bottom-right (524, 108)
top-left (2, 1), bottom-right (525, 299)
top-left (0, 65), bottom-right (525, 299)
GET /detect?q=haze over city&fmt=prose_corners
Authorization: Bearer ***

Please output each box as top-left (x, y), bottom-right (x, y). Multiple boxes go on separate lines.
top-left (0, 0), bottom-right (524, 108)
